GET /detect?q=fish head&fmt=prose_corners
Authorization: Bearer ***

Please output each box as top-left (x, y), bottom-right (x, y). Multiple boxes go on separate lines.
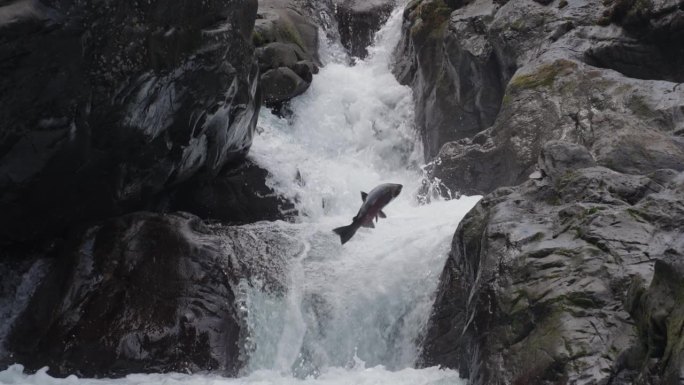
top-left (391, 183), bottom-right (403, 198)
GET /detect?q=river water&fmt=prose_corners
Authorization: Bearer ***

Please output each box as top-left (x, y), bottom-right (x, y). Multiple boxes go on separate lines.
top-left (0, 5), bottom-right (478, 385)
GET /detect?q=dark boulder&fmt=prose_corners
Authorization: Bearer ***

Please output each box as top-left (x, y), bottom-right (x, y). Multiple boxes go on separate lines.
top-left (335, 0), bottom-right (396, 59)
top-left (161, 159), bottom-right (296, 224)
top-left (253, 0), bottom-right (320, 108)
top-left (261, 67), bottom-right (311, 105)
top-left (6, 212), bottom-right (299, 377)
top-left (0, 0), bottom-right (261, 247)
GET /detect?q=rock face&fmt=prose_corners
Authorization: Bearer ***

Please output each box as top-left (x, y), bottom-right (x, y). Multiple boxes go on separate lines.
top-left (335, 0), bottom-right (396, 58)
top-left (410, 0), bottom-right (684, 384)
top-left (0, 0), bottom-right (261, 247)
top-left (628, 253), bottom-right (684, 384)
top-left (6, 212), bottom-right (299, 377)
top-left (399, 0), bottom-right (684, 193)
top-left (253, 0), bottom-right (320, 107)
top-left (394, 0), bottom-right (511, 159)
top-left (423, 142), bottom-right (684, 384)
top-left (161, 159), bottom-right (296, 224)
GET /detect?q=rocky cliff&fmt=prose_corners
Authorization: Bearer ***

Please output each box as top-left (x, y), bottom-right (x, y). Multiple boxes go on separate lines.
top-left (0, 0), bottom-right (267, 249)
top-left (403, 0), bottom-right (684, 384)
top-left (6, 212), bottom-right (299, 377)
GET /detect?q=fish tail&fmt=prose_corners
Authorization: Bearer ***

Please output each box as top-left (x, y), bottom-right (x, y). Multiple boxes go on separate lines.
top-left (333, 223), bottom-right (357, 245)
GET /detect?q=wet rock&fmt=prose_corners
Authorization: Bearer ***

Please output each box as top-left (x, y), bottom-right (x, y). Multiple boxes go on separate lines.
top-left (591, 0), bottom-right (684, 82)
top-left (627, 251), bottom-right (684, 384)
top-left (397, 0), bottom-right (684, 188)
top-left (422, 164), bottom-right (684, 384)
top-left (0, 0), bottom-right (261, 247)
top-left (161, 159), bottom-right (296, 224)
top-left (429, 58), bottom-right (684, 195)
top-left (334, 0), bottom-right (396, 58)
top-left (254, 0), bottom-right (320, 108)
top-left (256, 42), bottom-right (301, 70)
top-left (393, 0), bottom-right (509, 159)
top-left (261, 67), bottom-right (311, 105)
top-left (6, 212), bottom-right (301, 377)
top-left (407, 0), bottom-right (684, 383)
top-left (538, 140), bottom-right (597, 180)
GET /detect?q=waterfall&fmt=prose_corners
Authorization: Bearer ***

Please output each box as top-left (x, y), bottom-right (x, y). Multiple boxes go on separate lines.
top-left (0, 4), bottom-right (478, 385)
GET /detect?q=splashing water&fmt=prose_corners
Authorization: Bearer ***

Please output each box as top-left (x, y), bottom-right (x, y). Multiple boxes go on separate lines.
top-left (1, 4), bottom-right (479, 385)
top-left (239, 4), bottom-right (480, 382)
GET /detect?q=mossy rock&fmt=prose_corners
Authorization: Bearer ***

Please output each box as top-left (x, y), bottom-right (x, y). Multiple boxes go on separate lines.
top-left (409, 0), bottom-right (453, 41)
top-left (601, 0), bottom-right (654, 26)
top-left (509, 60), bottom-right (578, 92)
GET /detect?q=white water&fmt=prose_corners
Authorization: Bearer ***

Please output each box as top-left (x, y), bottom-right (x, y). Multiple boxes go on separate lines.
top-left (0, 5), bottom-right (479, 385)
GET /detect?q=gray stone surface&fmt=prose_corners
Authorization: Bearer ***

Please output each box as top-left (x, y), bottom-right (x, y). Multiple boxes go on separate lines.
top-left (396, 0), bottom-right (684, 182)
top-left (423, 163), bottom-right (684, 384)
top-left (407, 0), bottom-right (684, 384)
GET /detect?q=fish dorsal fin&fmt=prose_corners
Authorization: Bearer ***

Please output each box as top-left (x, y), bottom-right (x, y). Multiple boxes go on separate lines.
top-left (378, 210), bottom-right (387, 218)
top-left (361, 191), bottom-right (368, 201)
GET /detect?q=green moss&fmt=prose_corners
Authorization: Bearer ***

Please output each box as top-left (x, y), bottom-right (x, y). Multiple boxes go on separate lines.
top-left (252, 30), bottom-right (266, 47)
top-left (410, 0), bottom-right (452, 39)
top-left (626, 208), bottom-right (648, 222)
top-left (502, 92), bottom-right (513, 106)
top-left (530, 232), bottom-right (545, 242)
top-left (553, 249), bottom-right (573, 257)
top-left (554, 169), bottom-right (579, 191)
top-left (558, 0), bottom-right (568, 8)
top-left (509, 60), bottom-right (578, 92)
top-left (580, 206), bottom-right (606, 220)
top-left (278, 23), bottom-right (305, 50)
top-left (511, 19), bottom-right (527, 31)
top-left (564, 292), bottom-right (601, 309)
top-left (545, 192), bottom-right (562, 206)
top-left (627, 94), bottom-right (652, 118)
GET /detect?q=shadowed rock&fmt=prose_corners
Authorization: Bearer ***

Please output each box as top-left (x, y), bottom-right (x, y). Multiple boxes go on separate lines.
top-left (6, 212), bottom-right (300, 377)
top-left (161, 159), bottom-right (296, 224)
top-left (393, 0), bottom-right (509, 159)
top-left (0, 0), bottom-right (261, 247)
top-left (335, 0), bottom-right (396, 58)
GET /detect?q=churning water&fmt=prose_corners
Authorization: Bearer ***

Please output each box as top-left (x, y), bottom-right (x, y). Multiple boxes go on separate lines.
top-left (0, 5), bottom-right (478, 385)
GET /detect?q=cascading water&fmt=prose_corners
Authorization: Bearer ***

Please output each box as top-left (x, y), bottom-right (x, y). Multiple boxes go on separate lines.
top-left (0, 5), bottom-right (479, 385)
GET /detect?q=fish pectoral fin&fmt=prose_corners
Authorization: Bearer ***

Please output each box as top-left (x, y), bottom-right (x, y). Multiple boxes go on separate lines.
top-left (378, 210), bottom-right (387, 218)
top-left (361, 221), bottom-right (375, 229)
top-left (361, 191), bottom-right (368, 201)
